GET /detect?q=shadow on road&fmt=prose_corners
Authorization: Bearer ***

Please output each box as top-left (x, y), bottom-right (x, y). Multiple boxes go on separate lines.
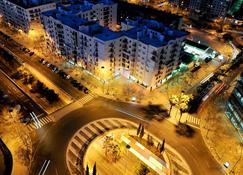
top-left (141, 104), bottom-right (169, 121)
top-left (175, 123), bottom-right (196, 138)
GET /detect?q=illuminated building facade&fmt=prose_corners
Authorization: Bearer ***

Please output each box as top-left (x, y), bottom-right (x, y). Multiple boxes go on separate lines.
top-left (0, 0), bottom-right (56, 32)
top-left (169, 0), bottom-right (233, 17)
top-left (41, 2), bottom-right (188, 89)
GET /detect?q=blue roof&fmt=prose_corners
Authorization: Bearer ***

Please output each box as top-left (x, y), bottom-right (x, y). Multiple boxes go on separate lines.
top-left (58, 3), bottom-right (92, 14)
top-left (95, 29), bottom-right (123, 41)
top-left (123, 18), bottom-right (189, 47)
top-left (42, 9), bottom-right (90, 30)
top-left (42, 4), bottom-right (188, 45)
top-left (124, 27), bottom-right (167, 47)
top-left (42, 8), bottom-right (121, 40)
top-left (8, 0), bottom-right (54, 8)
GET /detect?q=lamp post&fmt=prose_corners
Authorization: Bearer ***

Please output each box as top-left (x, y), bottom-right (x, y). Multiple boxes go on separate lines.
top-left (100, 66), bottom-right (106, 94)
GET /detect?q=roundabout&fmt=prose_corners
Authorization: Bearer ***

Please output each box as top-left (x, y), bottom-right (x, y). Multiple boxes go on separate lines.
top-left (29, 98), bottom-right (224, 175)
top-left (66, 118), bottom-right (192, 175)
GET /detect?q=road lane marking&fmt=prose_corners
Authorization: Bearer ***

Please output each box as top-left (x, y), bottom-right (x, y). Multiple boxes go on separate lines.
top-left (115, 108), bottom-right (149, 123)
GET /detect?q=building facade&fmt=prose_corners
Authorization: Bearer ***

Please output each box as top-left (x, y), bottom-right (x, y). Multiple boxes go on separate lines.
top-left (226, 72), bottom-right (243, 134)
top-left (0, 0), bottom-right (56, 32)
top-left (41, 1), bottom-right (188, 89)
top-left (169, 0), bottom-right (233, 17)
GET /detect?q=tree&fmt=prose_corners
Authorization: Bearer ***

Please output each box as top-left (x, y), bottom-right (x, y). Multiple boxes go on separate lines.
top-left (102, 136), bottom-right (121, 162)
top-left (0, 106), bottom-right (32, 165)
top-left (139, 125), bottom-right (144, 139)
top-left (147, 135), bottom-right (153, 146)
top-left (86, 165), bottom-right (89, 175)
top-left (160, 139), bottom-right (165, 153)
top-left (176, 94), bottom-right (193, 123)
top-left (157, 142), bottom-right (161, 150)
top-left (169, 95), bottom-right (179, 115)
top-left (178, 103), bottom-right (189, 123)
top-left (137, 123), bottom-right (142, 136)
top-left (137, 164), bottom-right (150, 175)
top-left (92, 162), bottom-right (96, 175)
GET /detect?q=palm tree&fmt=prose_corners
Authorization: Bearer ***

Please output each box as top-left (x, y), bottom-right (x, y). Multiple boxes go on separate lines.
top-left (137, 123), bottom-right (142, 136)
top-left (139, 125), bottom-right (145, 139)
top-left (160, 139), bottom-right (165, 153)
top-left (92, 162), bottom-right (96, 175)
top-left (86, 165), bottom-right (89, 175)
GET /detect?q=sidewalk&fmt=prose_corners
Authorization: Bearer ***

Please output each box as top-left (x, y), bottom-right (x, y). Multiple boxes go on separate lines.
top-left (200, 92), bottom-right (243, 175)
top-left (1, 135), bottom-right (29, 175)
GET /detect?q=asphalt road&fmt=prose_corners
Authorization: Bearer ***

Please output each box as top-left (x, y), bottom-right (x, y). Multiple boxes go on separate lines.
top-left (0, 35), bottom-right (85, 100)
top-left (0, 70), bottom-right (46, 120)
top-left (30, 97), bottom-right (224, 175)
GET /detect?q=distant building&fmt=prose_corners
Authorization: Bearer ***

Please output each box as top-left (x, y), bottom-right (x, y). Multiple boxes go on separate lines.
top-left (169, 0), bottom-right (233, 17)
top-left (226, 72), bottom-right (243, 134)
top-left (116, 0), bottom-right (183, 29)
top-left (0, 0), bottom-right (56, 32)
top-left (41, 1), bottom-right (188, 89)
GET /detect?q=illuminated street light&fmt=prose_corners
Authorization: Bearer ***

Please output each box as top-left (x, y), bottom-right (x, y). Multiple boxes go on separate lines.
top-left (224, 162), bottom-right (230, 168)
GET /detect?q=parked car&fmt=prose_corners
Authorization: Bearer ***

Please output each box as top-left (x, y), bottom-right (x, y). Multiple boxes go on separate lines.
top-left (53, 67), bottom-right (59, 73)
top-left (29, 52), bottom-right (34, 56)
top-left (66, 75), bottom-right (71, 79)
top-left (39, 58), bottom-right (44, 63)
top-left (83, 87), bottom-right (89, 94)
top-left (191, 65), bottom-right (201, 72)
top-left (42, 60), bottom-right (47, 65)
top-left (77, 84), bottom-right (84, 90)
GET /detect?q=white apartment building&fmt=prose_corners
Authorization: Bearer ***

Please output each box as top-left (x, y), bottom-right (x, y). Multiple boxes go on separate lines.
top-left (41, 2), bottom-right (188, 89)
top-left (0, 0), bottom-right (56, 32)
top-left (65, 1), bottom-right (118, 30)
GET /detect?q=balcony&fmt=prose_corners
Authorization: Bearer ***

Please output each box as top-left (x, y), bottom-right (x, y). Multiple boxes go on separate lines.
top-left (151, 50), bottom-right (157, 56)
top-left (109, 54), bottom-right (114, 58)
top-left (123, 38), bottom-right (128, 43)
top-left (109, 48), bottom-right (114, 53)
top-left (151, 56), bottom-right (156, 62)
top-left (109, 43), bottom-right (114, 48)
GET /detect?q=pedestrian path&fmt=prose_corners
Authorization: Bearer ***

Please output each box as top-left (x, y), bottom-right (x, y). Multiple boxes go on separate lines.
top-left (186, 115), bottom-right (200, 126)
top-left (66, 118), bottom-right (137, 175)
top-left (26, 115), bottom-right (53, 131)
top-left (77, 93), bottom-right (96, 106)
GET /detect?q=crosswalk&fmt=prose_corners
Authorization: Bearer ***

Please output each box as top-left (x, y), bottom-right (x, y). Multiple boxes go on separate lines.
top-left (26, 115), bottom-right (53, 131)
top-left (77, 93), bottom-right (96, 106)
top-left (26, 94), bottom-right (96, 132)
top-left (66, 118), bottom-right (137, 175)
top-left (186, 115), bottom-right (200, 126)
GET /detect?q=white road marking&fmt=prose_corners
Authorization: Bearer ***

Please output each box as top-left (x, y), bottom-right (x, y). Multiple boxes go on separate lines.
top-left (115, 108), bottom-right (149, 123)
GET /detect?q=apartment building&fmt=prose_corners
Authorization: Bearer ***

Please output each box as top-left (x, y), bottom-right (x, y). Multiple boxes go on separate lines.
top-left (169, 0), bottom-right (233, 17)
top-left (41, 2), bottom-right (188, 89)
top-left (0, 0), bottom-right (56, 32)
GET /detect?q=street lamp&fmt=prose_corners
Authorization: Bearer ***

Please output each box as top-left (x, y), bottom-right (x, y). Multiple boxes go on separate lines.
top-left (100, 66), bottom-right (106, 94)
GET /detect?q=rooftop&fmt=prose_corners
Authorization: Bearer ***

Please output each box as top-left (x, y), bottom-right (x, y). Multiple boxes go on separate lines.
top-left (123, 18), bottom-right (189, 47)
top-left (42, 6), bottom-right (122, 41)
top-left (42, 2), bottom-right (188, 45)
top-left (8, 0), bottom-right (55, 9)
